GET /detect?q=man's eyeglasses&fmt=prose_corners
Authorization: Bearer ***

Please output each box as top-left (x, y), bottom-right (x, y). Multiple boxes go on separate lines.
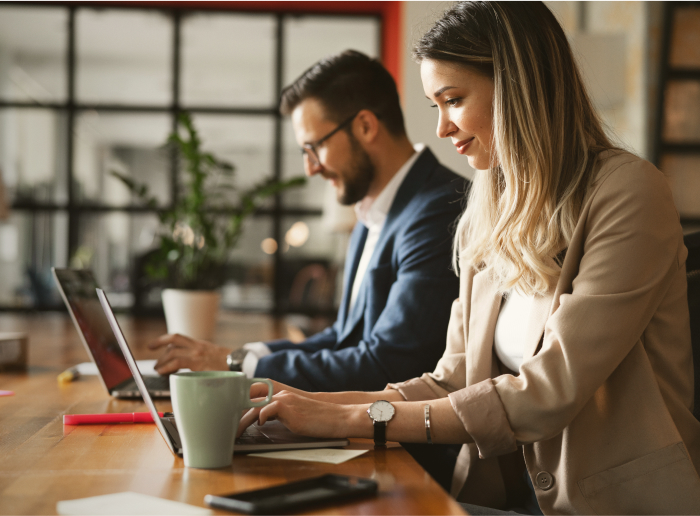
top-left (301, 112), bottom-right (359, 166)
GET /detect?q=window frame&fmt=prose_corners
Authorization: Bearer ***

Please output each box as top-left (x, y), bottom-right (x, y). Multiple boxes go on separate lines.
top-left (0, 1), bottom-right (400, 313)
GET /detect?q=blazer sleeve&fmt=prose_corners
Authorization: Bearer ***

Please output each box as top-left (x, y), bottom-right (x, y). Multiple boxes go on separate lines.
top-left (448, 158), bottom-right (687, 456)
top-left (265, 323), bottom-right (341, 354)
top-left (254, 189), bottom-right (461, 392)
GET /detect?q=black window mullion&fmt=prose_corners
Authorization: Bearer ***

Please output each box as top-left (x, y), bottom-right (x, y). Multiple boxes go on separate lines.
top-left (171, 10), bottom-right (182, 210)
top-left (272, 13), bottom-right (285, 316)
top-left (66, 5), bottom-right (78, 261)
top-left (0, 4), bottom-right (380, 313)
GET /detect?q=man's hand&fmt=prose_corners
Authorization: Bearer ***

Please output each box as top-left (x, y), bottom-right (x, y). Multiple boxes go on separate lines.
top-left (149, 333), bottom-right (231, 374)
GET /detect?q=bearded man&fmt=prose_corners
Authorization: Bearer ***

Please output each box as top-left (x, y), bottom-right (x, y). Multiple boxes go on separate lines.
top-left (151, 50), bottom-right (467, 393)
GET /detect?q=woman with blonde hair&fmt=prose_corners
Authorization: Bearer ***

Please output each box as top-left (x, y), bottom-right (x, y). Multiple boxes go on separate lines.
top-left (240, 2), bottom-right (700, 513)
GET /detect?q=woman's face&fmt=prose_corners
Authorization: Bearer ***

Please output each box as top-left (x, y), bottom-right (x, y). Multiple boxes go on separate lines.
top-left (421, 59), bottom-right (495, 170)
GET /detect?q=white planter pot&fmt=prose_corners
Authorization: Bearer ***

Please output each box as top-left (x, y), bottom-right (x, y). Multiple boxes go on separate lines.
top-left (161, 289), bottom-right (221, 341)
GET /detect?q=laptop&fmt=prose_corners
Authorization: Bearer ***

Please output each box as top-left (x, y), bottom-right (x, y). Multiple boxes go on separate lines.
top-left (52, 268), bottom-right (170, 398)
top-left (96, 287), bottom-right (350, 454)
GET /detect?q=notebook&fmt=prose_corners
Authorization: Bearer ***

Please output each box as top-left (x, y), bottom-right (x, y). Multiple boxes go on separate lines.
top-left (96, 287), bottom-right (350, 454)
top-left (52, 268), bottom-right (170, 398)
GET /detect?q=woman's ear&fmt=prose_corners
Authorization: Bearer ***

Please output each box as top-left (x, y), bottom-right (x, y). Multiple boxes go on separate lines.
top-left (353, 109), bottom-right (380, 144)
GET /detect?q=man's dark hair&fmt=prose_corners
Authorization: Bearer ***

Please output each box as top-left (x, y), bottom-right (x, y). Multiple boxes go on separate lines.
top-left (279, 50), bottom-right (406, 137)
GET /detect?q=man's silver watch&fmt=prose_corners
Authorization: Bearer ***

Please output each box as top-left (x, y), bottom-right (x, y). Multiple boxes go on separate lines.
top-left (226, 348), bottom-right (248, 372)
top-left (367, 400), bottom-right (395, 448)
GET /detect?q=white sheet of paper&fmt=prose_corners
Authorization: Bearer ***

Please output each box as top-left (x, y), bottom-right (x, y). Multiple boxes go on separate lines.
top-left (247, 448), bottom-right (368, 464)
top-left (57, 491), bottom-right (212, 515)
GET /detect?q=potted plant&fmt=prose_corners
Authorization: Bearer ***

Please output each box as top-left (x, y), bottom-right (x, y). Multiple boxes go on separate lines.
top-left (112, 112), bottom-right (305, 340)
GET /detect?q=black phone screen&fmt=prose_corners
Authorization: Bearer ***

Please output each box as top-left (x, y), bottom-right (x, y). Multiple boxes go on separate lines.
top-left (204, 474), bottom-right (378, 514)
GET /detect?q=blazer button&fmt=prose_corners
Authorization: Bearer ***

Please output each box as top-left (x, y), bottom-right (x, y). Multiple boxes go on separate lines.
top-left (536, 471), bottom-right (554, 491)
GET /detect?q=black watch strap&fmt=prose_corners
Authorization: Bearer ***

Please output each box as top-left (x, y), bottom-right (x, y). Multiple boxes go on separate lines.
top-left (373, 421), bottom-right (387, 447)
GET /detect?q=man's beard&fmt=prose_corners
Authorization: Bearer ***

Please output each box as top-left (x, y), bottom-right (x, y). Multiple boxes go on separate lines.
top-left (337, 134), bottom-right (375, 206)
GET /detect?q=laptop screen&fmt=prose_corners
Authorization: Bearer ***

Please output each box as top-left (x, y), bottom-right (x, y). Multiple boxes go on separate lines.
top-left (96, 288), bottom-right (179, 456)
top-left (53, 269), bottom-right (133, 390)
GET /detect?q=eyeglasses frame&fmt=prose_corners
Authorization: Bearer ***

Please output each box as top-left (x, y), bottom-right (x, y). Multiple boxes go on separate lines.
top-left (301, 112), bottom-right (359, 166)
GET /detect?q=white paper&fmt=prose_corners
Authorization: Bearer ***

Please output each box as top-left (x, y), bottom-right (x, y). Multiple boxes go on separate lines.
top-left (57, 491), bottom-right (212, 516)
top-left (247, 448), bottom-right (368, 465)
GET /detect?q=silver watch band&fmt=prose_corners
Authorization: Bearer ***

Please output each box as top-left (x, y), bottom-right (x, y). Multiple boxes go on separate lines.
top-left (226, 348), bottom-right (248, 371)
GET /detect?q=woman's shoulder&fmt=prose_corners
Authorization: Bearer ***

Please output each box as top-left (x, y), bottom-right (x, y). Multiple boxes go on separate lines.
top-left (588, 149), bottom-right (671, 205)
top-left (580, 149), bottom-right (679, 239)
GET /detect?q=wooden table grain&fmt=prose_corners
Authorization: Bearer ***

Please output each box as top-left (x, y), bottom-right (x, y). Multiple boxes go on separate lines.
top-left (0, 312), bottom-right (464, 515)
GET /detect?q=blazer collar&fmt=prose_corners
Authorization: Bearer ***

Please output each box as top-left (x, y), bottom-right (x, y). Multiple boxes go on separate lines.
top-left (466, 270), bottom-right (502, 384)
top-left (339, 148), bottom-right (440, 341)
top-left (363, 147), bottom-right (439, 274)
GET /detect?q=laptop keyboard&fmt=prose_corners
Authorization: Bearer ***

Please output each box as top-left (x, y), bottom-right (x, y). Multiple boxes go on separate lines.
top-left (236, 424), bottom-right (274, 445)
top-left (142, 375), bottom-right (170, 390)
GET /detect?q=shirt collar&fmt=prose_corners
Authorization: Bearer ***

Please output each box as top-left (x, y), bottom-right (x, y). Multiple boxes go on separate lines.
top-left (355, 144), bottom-right (425, 229)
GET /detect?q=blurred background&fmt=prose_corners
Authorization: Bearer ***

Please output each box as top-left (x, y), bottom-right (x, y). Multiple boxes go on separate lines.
top-left (0, 1), bottom-right (697, 323)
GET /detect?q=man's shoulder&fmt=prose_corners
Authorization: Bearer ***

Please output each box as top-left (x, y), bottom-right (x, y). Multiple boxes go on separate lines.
top-left (406, 151), bottom-right (467, 209)
top-left (411, 147), bottom-right (467, 187)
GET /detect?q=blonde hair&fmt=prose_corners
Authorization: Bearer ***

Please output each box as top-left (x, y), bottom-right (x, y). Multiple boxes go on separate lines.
top-left (415, 2), bottom-right (615, 295)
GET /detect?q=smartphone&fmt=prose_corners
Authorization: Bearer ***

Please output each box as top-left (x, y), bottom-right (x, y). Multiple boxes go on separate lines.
top-left (204, 474), bottom-right (378, 514)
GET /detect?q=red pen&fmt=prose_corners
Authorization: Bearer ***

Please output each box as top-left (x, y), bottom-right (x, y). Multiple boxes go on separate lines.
top-left (63, 412), bottom-right (165, 425)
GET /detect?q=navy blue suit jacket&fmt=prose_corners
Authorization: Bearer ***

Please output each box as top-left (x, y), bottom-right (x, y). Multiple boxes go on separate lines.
top-left (255, 148), bottom-right (467, 391)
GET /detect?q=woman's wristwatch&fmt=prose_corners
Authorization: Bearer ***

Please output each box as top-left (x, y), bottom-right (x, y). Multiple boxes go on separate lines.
top-left (226, 348), bottom-right (248, 371)
top-left (367, 400), bottom-right (395, 447)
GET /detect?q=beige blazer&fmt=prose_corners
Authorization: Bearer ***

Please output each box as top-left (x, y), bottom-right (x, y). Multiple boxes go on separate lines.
top-left (390, 151), bottom-right (700, 514)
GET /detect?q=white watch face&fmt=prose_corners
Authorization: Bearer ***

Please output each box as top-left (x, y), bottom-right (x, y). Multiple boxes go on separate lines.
top-left (369, 400), bottom-right (395, 423)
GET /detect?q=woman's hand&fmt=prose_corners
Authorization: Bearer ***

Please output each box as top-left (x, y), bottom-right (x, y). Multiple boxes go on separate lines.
top-left (237, 390), bottom-right (369, 439)
top-left (248, 380), bottom-right (312, 400)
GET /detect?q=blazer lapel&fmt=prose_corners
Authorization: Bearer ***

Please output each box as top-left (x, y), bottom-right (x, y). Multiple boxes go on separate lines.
top-left (337, 223), bottom-right (368, 331)
top-left (362, 148), bottom-right (440, 275)
top-left (466, 271), bottom-right (503, 385)
top-left (338, 149), bottom-right (439, 341)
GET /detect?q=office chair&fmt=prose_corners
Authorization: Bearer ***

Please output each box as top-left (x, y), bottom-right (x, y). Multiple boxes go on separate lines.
top-left (684, 231), bottom-right (700, 420)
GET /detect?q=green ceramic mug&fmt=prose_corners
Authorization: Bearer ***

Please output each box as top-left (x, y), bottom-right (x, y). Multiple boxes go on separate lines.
top-left (170, 371), bottom-right (273, 468)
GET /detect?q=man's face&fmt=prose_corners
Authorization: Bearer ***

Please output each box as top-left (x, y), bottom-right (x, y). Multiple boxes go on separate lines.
top-left (291, 98), bottom-right (375, 205)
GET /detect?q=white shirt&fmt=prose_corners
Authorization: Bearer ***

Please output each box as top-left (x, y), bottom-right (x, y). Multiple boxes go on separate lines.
top-left (241, 144), bottom-right (426, 378)
top-left (493, 289), bottom-right (536, 372)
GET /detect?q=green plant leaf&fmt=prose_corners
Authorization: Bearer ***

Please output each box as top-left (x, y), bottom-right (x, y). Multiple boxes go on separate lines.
top-left (139, 111), bottom-right (306, 289)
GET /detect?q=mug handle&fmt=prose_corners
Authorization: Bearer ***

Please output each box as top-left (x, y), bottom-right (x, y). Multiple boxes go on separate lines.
top-left (246, 378), bottom-right (274, 408)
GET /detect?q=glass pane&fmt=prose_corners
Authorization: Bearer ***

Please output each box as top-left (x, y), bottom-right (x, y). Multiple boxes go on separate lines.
top-left (661, 154), bottom-right (700, 218)
top-left (281, 118), bottom-right (322, 209)
top-left (189, 114), bottom-right (275, 202)
top-left (664, 81), bottom-right (700, 142)
top-left (76, 9), bottom-right (172, 105)
top-left (73, 212), bottom-right (161, 309)
top-left (73, 111), bottom-right (171, 206)
top-left (0, 108), bottom-right (68, 203)
top-left (283, 15), bottom-right (380, 85)
top-left (181, 13), bottom-right (276, 107)
top-left (0, 211), bottom-right (68, 308)
top-left (0, 6), bottom-right (67, 103)
top-left (222, 216), bottom-right (274, 311)
top-left (670, 6), bottom-right (700, 68)
top-left (279, 215), bottom-right (347, 312)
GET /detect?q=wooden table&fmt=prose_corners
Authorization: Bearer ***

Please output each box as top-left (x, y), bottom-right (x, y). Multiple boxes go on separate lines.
top-left (0, 312), bottom-right (465, 515)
